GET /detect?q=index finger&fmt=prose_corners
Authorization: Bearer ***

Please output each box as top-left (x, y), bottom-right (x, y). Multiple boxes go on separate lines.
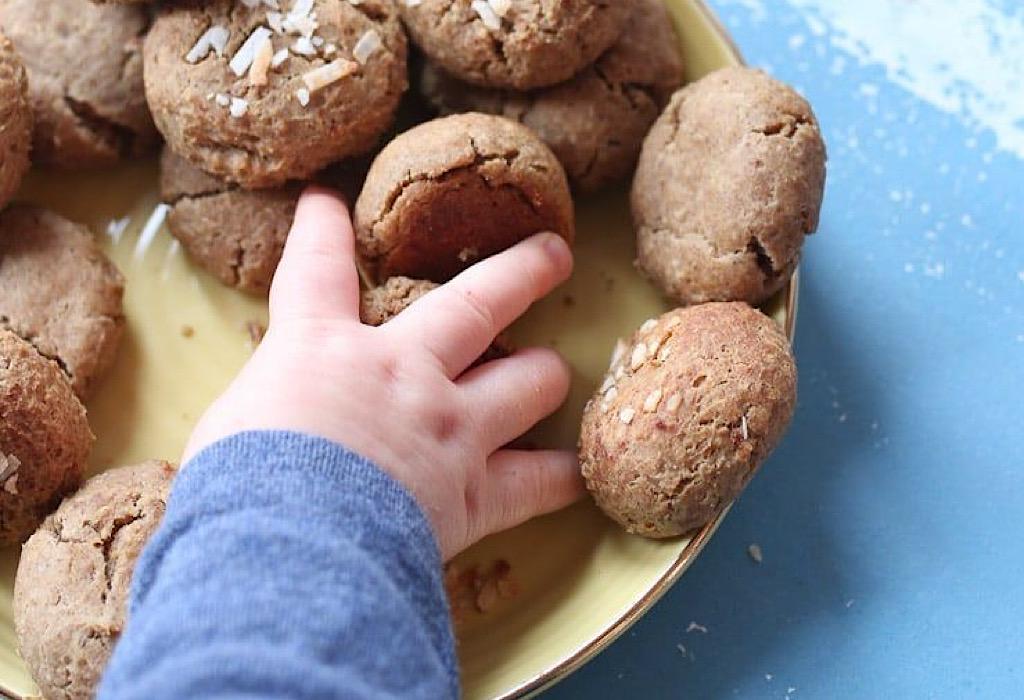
top-left (391, 232), bottom-right (572, 377)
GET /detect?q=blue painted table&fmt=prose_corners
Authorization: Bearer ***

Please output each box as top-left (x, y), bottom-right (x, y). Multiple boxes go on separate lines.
top-left (545, 1), bottom-right (1024, 697)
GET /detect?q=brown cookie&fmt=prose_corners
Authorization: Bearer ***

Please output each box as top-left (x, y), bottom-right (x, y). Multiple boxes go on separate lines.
top-left (0, 329), bottom-right (93, 546)
top-left (0, 0), bottom-right (158, 169)
top-left (419, 0), bottom-right (683, 193)
top-left (145, 0), bottom-right (407, 188)
top-left (579, 303), bottom-right (797, 538)
top-left (355, 113), bottom-right (574, 283)
top-left (400, 0), bottom-right (635, 90)
top-left (14, 460), bottom-right (176, 700)
top-left (160, 148), bottom-right (300, 294)
top-left (0, 205), bottom-right (126, 400)
top-left (631, 67), bottom-right (827, 306)
top-left (0, 31), bottom-right (31, 208)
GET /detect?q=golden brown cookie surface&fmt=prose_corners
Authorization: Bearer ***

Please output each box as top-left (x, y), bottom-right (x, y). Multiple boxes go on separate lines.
top-left (579, 303), bottom-right (797, 538)
top-left (401, 0), bottom-right (635, 90)
top-left (0, 31), bottom-right (31, 208)
top-left (419, 0), bottom-right (683, 193)
top-left (0, 205), bottom-right (126, 400)
top-left (355, 113), bottom-right (574, 283)
top-left (14, 460), bottom-right (176, 700)
top-left (632, 67), bottom-right (827, 306)
top-left (0, 329), bottom-right (93, 546)
top-left (0, 0), bottom-right (157, 168)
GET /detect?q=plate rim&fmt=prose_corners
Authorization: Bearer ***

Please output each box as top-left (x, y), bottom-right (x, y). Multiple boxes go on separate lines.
top-left (496, 6), bottom-right (801, 696)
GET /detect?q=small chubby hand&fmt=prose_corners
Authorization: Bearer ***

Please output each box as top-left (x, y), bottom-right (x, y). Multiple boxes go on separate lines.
top-left (183, 186), bottom-right (584, 559)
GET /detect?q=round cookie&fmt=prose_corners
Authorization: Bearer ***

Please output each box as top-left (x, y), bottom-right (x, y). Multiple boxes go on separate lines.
top-left (355, 113), bottom-right (574, 283)
top-left (0, 205), bottom-right (126, 400)
top-left (631, 67), bottom-right (827, 306)
top-left (419, 0), bottom-right (683, 193)
top-left (0, 31), bottom-right (31, 208)
top-left (400, 0), bottom-right (635, 91)
top-left (0, 0), bottom-right (158, 169)
top-left (579, 302), bottom-right (796, 538)
top-left (0, 329), bottom-right (93, 546)
top-left (161, 148), bottom-right (300, 294)
top-left (360, 276), bottom-right (512, 363)
top-left (14, 460), bottom-right (176, 700)
top-left (145, 0), bottom-right (408, 188)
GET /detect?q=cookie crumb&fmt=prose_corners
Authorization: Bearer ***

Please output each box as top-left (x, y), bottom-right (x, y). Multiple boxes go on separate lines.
top-left (747, 543), bottom-right (763, 563)
top-left (353, 29), bottom-right (382, 65)
top-left (563, 294), bottom-right (575, 307)
top-left (445, 559), bottom-right (518, 623)
top-left (180, 325), bottom-right (195, 338)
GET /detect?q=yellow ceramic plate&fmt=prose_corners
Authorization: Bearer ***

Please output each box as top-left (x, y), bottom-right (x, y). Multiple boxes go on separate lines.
top-left (0, 2), bottom-right (793, 698)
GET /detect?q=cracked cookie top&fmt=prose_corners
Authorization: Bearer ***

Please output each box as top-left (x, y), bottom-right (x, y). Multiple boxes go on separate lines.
top-left (354, 112), bottom-right (574, 283)
top-left (579, 302), bottom-right (796, 538)
top-left (0, 0), bottom-right (158, 168)
top-left (419, 0), bottom-right (683, 193)
top-left (632, 66), bottom-right (827, 306)
top-left (0, 31), bottom-right (31, 207)
top-left (145, 0), bottom-right (407, 188)
top-left (14, 460), bottom-right (176, 700)
top-left (0, 328), bottom-right (93, 548)
top-left (0, 205), bottom-right (126, 400)
top-left (160, 147), bottom-right (301, 294)
top-left (401, 0), bottom-right (635, 90)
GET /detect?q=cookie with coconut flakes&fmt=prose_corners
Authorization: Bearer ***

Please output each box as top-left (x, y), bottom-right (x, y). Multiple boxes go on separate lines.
top-left (0, 0), bottom-right (158, 169)
top-left (145, 0), bottom-right (407, 188)
top-left (579, 302), bottom-right (796, 538)
top-left (419, 0), bottom-right (683, 192)
top-left (400, 0), bottom-right (635, 91)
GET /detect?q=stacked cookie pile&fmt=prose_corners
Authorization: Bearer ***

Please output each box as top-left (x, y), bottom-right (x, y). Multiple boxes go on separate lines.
top-left (0, 0), bottom-right (827, 695)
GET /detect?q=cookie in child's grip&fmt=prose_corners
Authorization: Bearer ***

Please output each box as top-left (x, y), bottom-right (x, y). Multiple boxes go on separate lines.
top-left (144, 0), bottom-right (408, 188)
top-left (354, 113), bottom-right (574, 283)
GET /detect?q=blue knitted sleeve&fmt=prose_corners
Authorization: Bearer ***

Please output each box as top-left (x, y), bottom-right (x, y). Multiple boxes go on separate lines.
top-left (98, 431), bottom-right (458, 699)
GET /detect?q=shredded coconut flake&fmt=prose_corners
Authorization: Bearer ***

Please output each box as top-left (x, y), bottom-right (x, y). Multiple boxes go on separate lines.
top-left (229, 97), bottom-right (249, 118)
top-left (353, 29), bottom-right (382, 64)
top-left (302, 58), bottom-right (358, 92)
top-left (296, 87), bottom-right (311, 106)
top-left (267, 11), bottom-right (285, 33)
top-left (230, 26), bottom-right (273, 77)
top-left (292, 36), bottom-right (317, 56)
top-left (618, 407), bottom-right (635, 425)
top-left (405, 0), bottom-right (423, 6)
top-left (215, 93), bottom-right (231, 106)
top-left (488, 0), bottom-right (512, 17)
top-left (186, 25), bottom-right (231, 63)
top-left (471, 0), bottom-right (502, 30)
top-left (249, 37), bottom-right (275, 85)
top-left (271, 48), bottom-right (290, 68)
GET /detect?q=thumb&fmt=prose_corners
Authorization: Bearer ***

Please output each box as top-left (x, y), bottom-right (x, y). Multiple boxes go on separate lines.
top-left (269, 186), bottom-right (361, 322)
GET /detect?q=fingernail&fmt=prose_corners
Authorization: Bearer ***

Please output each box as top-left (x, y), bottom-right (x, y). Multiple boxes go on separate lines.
top-left (538, 231), bottom-right (571, 265)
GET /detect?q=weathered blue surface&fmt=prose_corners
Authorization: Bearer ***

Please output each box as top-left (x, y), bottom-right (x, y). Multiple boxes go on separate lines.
top-left (547, 1), bottom-right (1024, 697)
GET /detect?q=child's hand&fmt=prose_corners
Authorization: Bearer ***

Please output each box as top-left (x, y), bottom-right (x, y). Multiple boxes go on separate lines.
top-left (183, 187), bottom-right (584, 559)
